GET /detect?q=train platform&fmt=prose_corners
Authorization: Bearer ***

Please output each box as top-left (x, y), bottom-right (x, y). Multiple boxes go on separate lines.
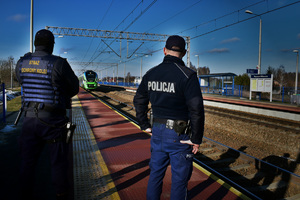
top-left (203, 93), bottom-right (300, 113)
top-left (0, 88), bottom-right (252, 200)
top-left (71, 88), bottom-right (251, 199)
top-left (107, 84), bottom-right (300, 122)
top-left (202, 93), bottom-right (300, 121)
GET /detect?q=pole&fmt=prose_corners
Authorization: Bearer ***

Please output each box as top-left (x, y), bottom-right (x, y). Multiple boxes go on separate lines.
top-left (124, 63), bottom-right (126, 85)
top-left (197, 55), bottom-right (199, 77)
top-left (258, 17), bottom-right (262, 74)
top-left (2, 83), bottom-right (6, 123)
top-left (117, 63), bottom-right (119, 85)
top-left (186, 36), bottom-right (190, 68)
top-left (245, 10), bottom-right (262, 74)
top-left (113, 67), bottom-right (115, 84)
top-left (295, 51), bottom-right (299, 94)
top-left (30, 0), bottom-right (34, 53)
top-left (11, 60), bottom-right (13, 89)
top-left (140, 57), bottom-right (143, 83)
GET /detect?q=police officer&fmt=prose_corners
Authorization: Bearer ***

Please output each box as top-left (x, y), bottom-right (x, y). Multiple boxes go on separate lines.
top-left (133, 35), bottom-right (204, 200)
top-left (15, 29), bottom-right (79, 200)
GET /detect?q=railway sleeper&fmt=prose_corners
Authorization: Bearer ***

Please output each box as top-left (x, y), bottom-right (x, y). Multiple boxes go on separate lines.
top-left (199, 147), bottom-right (214, 153)
top-left (201, 151), bottom-right (225, 159)
top-left (216, 163), bottom-right (251, 172)
top-left (203, 157), bottom-right (236, 165)
top-left (282, 193), bottom-right (300, 200)
top-left (246, 180), bottom-right (288, 192)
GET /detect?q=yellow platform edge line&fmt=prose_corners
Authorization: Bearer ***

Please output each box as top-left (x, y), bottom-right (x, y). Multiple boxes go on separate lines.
top-left (95, 96), bottom-right (151, 135)
top-left (193, 162), bottom-right (252, 200)
top-left (72, 95), bottom-right (121, 200)
top-left (93, 93), bottom-right (251, 199)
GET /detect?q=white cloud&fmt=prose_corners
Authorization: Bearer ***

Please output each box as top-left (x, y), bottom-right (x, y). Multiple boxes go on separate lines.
top-left (220, 37), bottom-right (240, 44)
top-left (7, 14), bottom-right (27, 22)
top-left (207, 48), bottom-right (230, 54)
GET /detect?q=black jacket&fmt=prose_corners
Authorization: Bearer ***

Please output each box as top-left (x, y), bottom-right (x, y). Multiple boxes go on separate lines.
top-left (133, 55), bottom-right (205, 144)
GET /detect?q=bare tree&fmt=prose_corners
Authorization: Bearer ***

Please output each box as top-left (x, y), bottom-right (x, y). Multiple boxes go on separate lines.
top-left (275, 65), bottom-right (286, 91)
top-left (0, 57), bottom-right (17, 88)
top-left (198, 66), bottom-right (210, 75)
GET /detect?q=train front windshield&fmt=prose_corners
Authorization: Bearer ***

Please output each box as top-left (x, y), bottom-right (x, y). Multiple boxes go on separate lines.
top-left (86, 72), bottom-right (96, 82)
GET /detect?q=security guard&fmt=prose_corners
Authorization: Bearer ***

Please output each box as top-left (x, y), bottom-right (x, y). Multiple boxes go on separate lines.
top-left (15, 29), bottom-right (79, 200)
top-left (133, 35), bottom-right (204, 200)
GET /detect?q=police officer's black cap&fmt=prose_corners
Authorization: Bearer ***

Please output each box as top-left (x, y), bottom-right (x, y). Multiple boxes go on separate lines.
top-left (34, 29), bottom-right (55, 47)
top-left (165, 35), bottom-right (186, 52)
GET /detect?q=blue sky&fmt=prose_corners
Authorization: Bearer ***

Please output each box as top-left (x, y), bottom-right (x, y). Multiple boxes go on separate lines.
top-left (0, 0), bottom-right (299, 77)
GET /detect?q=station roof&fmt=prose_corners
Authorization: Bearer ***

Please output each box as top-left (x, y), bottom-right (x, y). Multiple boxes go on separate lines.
top-left (198, 73), bottom-right (237, 78)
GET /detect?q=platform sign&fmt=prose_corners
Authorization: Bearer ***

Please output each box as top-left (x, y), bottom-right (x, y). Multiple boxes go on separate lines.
top-left (247, 69), bottom-right (258, 74)
top-left (250, 74), bottom-right (273, 102)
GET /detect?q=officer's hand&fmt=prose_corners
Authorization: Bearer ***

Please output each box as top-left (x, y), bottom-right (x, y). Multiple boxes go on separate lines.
top-left (180, 140), bottom-right (199, 154)
top-left (144, 128), bottom-right (152, 136)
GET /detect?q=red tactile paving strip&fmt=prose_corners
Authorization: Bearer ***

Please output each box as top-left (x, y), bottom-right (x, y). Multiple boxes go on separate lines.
top-left (77, 88), bottom-right (245, 200)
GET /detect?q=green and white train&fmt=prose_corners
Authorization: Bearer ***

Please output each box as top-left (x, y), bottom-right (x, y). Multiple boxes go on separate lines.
top-left (78, 70), bottom-right (98, 90)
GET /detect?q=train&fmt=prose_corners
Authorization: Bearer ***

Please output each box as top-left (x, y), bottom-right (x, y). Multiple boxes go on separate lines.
top-left (78, 70), bottom-right (98, 90)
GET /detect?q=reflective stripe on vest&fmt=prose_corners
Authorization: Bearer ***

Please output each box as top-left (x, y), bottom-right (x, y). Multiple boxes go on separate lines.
top-left (19, 56), bottom-right (60, 105)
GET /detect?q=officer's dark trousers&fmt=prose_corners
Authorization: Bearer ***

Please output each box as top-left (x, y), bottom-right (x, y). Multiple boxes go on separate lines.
top-left (19, 116), bottom-right (69, 199)
top-left (147, 122), bottom-right (194, 200)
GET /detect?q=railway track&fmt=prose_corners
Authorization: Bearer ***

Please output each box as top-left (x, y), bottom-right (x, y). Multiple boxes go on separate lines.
top-left (89, 87), bottom-right (300, 200)
top-left (204, 106), bottom-right (300, 134)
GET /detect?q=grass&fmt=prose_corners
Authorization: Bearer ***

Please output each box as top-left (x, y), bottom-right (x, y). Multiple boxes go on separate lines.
top-left (7, 96), bottom-right (22, 112)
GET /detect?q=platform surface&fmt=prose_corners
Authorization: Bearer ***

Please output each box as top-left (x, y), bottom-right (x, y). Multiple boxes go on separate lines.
top-left (74, 88), bottom-right (249, 200)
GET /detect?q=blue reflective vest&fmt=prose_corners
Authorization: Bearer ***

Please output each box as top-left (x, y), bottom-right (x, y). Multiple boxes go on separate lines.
top-left (19, 55), bottom-right (61, 105)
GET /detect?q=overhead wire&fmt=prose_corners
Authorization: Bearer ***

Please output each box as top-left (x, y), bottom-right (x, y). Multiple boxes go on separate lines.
top-left (88, 0), bottom-right (158, 64)
top-left (80, 0), bottom-right (114, 67)
top-left (123, 0), bottom-right (300, 67)
top-left (127, 0), bottom-right (266, 64)
top-left (81, 0), bottom-right (300, 76)
top-left (145, 0), bottom-right (204, 33)
top-left (190, 0), bottom-right (300, 40)
top-left (178, 0), bottom-right (266, 35)
top-left (119, 0), bottom-right (204, 65)
top-left (86, 0), bottom-right (146, 64)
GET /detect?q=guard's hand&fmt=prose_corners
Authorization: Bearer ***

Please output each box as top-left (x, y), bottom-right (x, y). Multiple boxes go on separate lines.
top-left (180, 140), bottom-right (199, 154)
top-left (144, 128), bottom-right (152, 136)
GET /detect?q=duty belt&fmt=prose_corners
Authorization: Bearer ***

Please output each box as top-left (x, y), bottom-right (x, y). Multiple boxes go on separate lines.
top-left (24, 102), bottom-right (66, 118)
top-left (153, 118), bottom-right (189, 136)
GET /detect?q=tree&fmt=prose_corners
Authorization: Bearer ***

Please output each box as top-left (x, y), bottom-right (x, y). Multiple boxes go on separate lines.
top-left (266, 65), bottom-right (288, 90)
top-left (275, 65), bottom-right (286, 91)
top-left (198, 66), bottom-right (210, 75)
top-left (235, 73), bottom-right (250, 86)
top-left (284, 72), bottom-right (295, 87)
top-left (189, 62), bottom-right (197, 72)
top-left (266, 66), bottom-right (275, 75)
top-left (0, 56), bottom-right (17, 88)
top-left (125, 72), bottom-right (135, 83)
top-left (189, 61), bottom-right (210, 75)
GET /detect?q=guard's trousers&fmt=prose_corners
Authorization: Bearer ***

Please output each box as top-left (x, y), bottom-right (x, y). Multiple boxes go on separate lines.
top-left (147, 122), bottom-right (194, 200)
top-left (19, 116), bottom-right (69, 199)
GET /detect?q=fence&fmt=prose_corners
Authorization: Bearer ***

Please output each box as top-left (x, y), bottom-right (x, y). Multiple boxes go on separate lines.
top-left (200, 85), bottom-right (298, 104)
top-left (98, 81), bottom-right (298, 105)
top-left (98, 81), bottom-right (139, 88)
top-left (0, 83), bottom-right (7, 123)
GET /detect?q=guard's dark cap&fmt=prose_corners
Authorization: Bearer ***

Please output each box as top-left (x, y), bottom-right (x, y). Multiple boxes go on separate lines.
top-left (34, 29), bottom-right (55, 47)
top-left (165, 35), bottom-right (186, 52)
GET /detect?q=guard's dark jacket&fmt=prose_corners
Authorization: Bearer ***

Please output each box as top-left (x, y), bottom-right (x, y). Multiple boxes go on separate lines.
top-left (133, 55), bottom-right (205, 144)
top-left (16, 46), bottom-right (79, 112)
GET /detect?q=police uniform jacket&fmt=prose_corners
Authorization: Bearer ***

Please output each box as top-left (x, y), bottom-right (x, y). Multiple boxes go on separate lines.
top-left (15, 46), bottom-right (79, 114)
top-left (133, 55), bottom-right (204, 144)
